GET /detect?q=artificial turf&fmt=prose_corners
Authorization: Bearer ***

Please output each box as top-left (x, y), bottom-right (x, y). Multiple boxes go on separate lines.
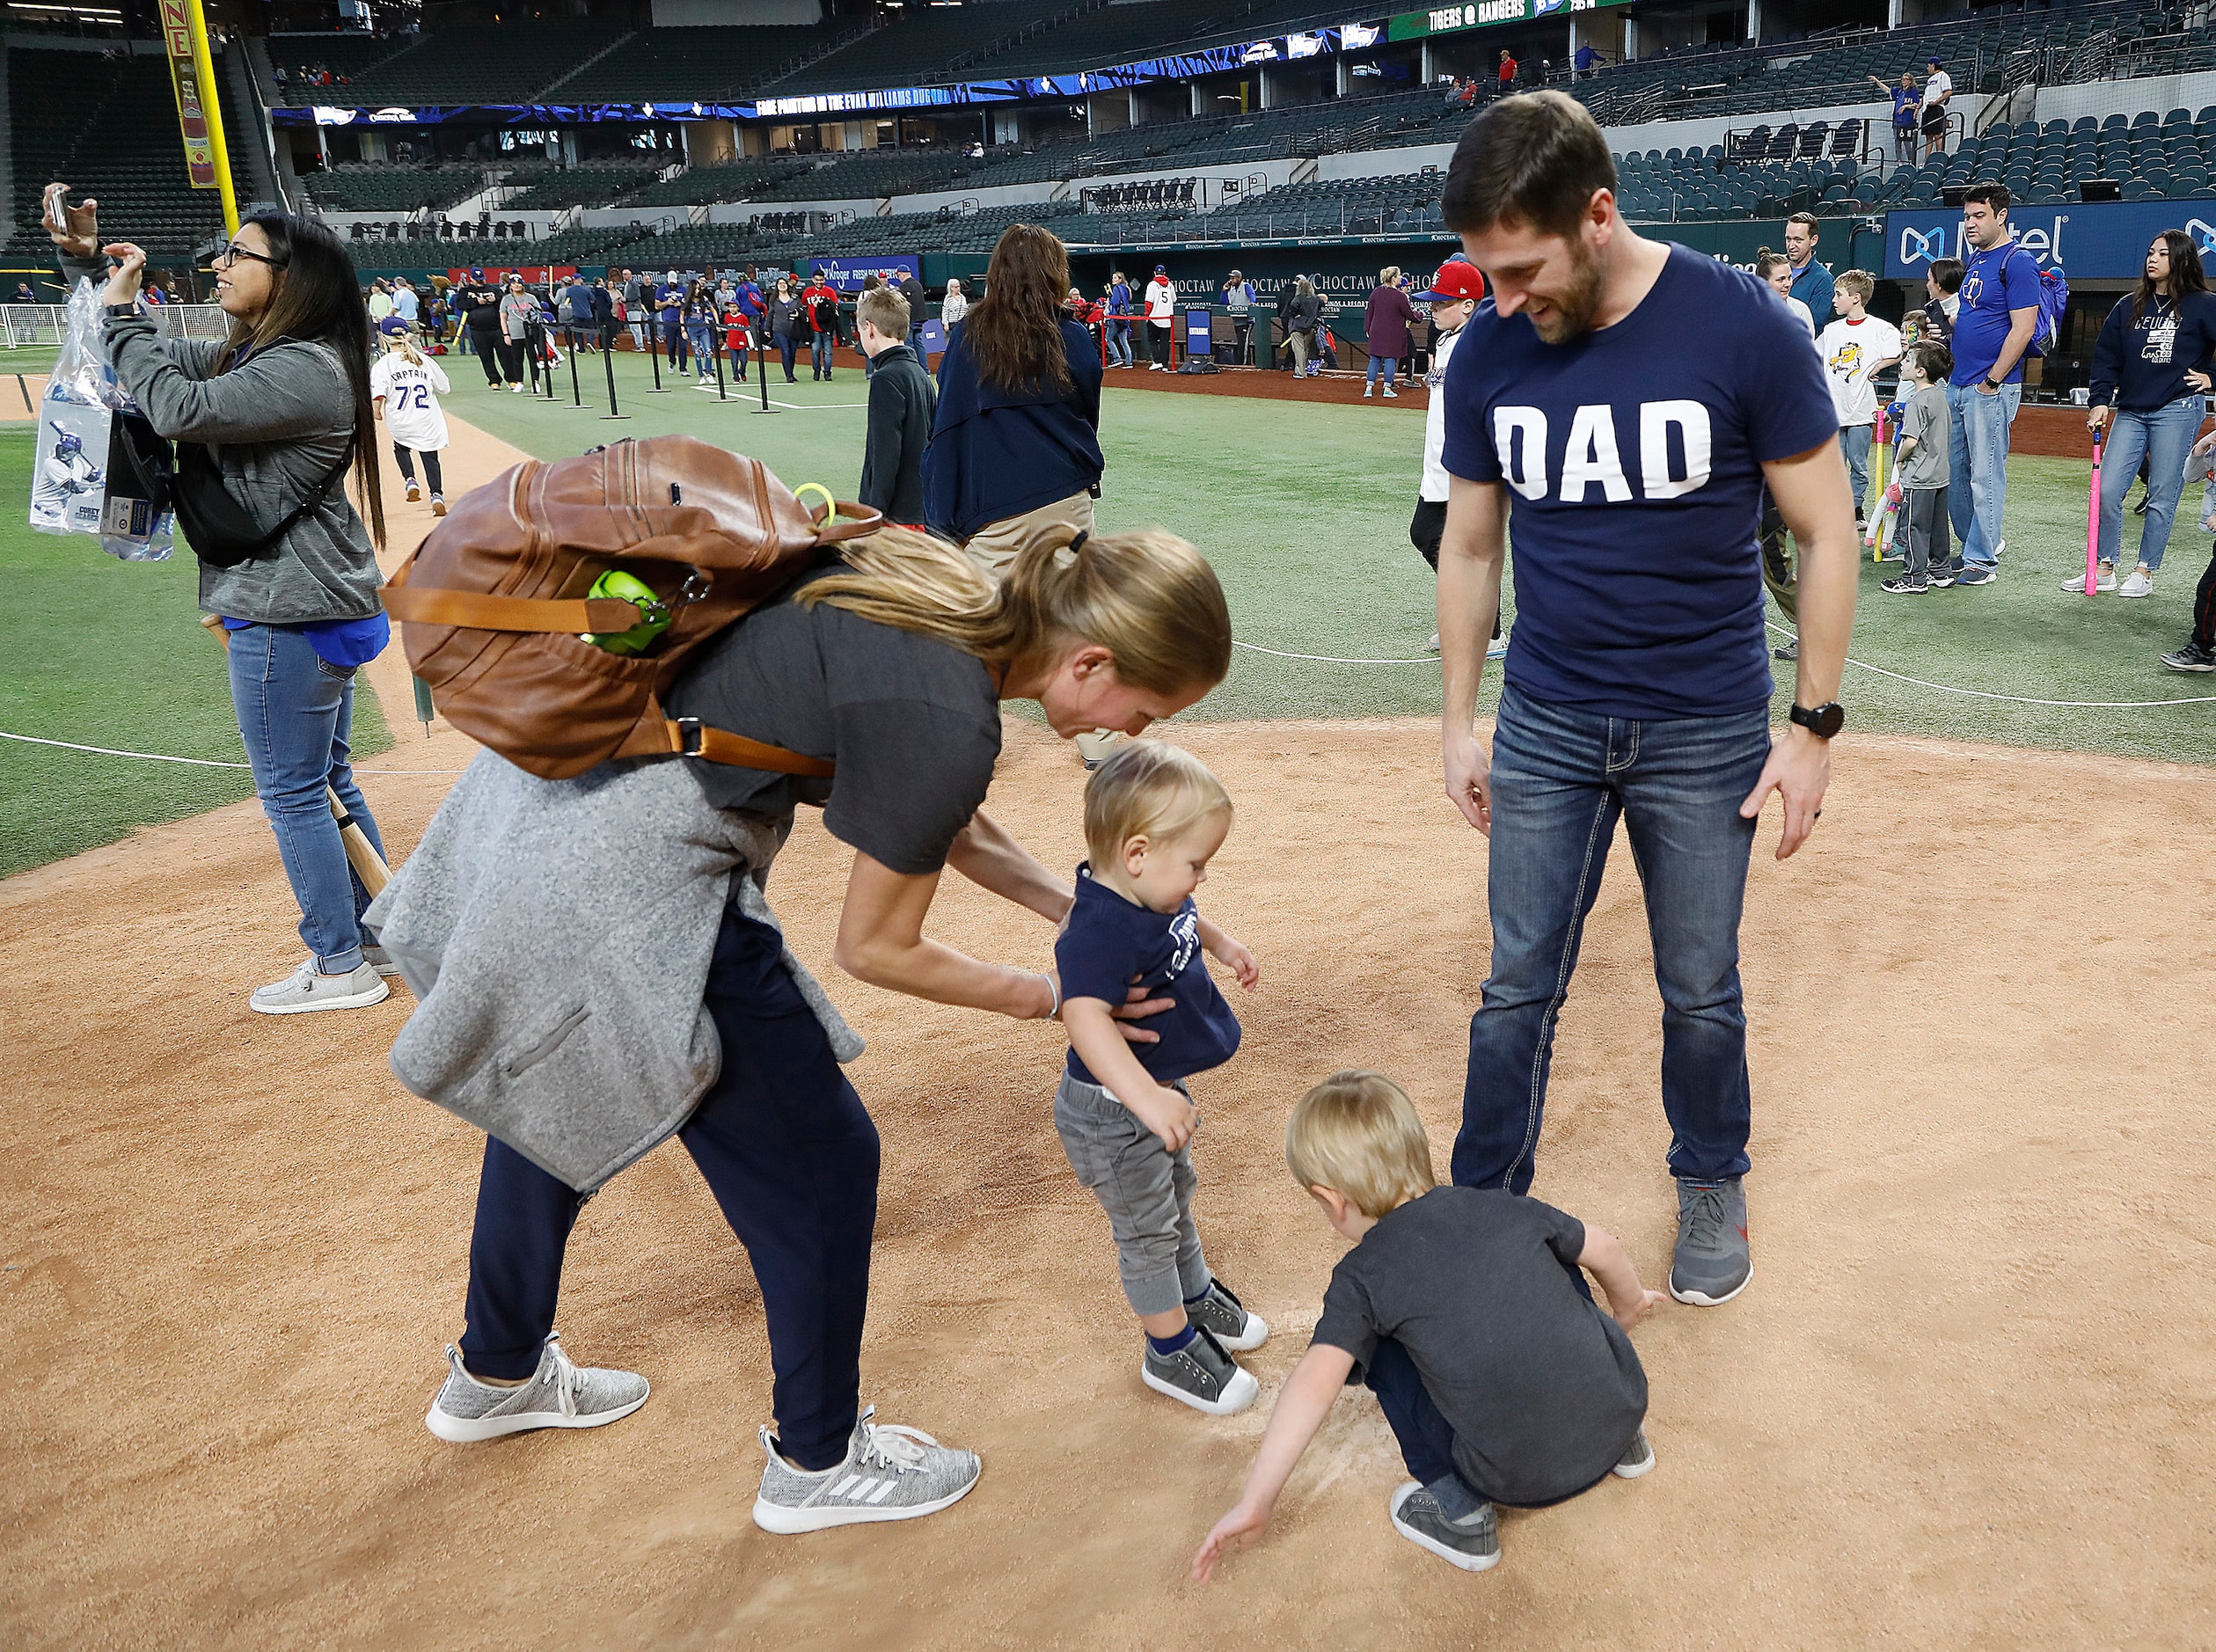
top-left (0, 427), bottom-right (391, 875)
top-left (461, 350), bottom-right (2216, 764)
top-left (4, 351), bottom-right (2208, 876)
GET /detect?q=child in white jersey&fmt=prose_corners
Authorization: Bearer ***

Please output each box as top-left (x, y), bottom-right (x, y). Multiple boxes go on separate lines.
top-left (371, 315), bottom-right (453, 515)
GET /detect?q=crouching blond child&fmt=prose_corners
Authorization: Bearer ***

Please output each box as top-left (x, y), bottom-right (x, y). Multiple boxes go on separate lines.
top-left (1193, 1071), bottom-right (1663, 1577)
top-left (1055, 740), bottom-right (1266, 1414)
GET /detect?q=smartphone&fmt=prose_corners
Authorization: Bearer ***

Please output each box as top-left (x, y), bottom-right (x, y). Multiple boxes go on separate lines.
top-left (42, 183), bottom-right (77, 235)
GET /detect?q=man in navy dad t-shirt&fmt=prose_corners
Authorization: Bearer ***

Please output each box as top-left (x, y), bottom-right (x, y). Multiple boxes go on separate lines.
top-left (1433, 91), bottom-right (1858, 1309)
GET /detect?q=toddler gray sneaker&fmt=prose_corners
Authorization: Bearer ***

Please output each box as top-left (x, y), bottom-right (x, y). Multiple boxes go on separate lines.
top-left (1387, 1482), bottom-right (1501, 1572)
top-left (1670, 1176), bottom-right (1752, 1305)
top-left (249, 958), bottom-right (389, 1015)
top-left (1142, 1326), bottom-right (1259, 1415)
top-left (1184, 1280), bottom-right (1269, 1352)
top-left (1613, 1428), bottom-right (1656, 1479)
top-left (752, 1407), bottom-right (981, 1533)
top-left (424, 1334), bottom-right (649, 1443)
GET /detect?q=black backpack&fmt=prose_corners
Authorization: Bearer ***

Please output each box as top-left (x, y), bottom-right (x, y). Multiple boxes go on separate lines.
top-left (108, 410), bottom-right (354, 570)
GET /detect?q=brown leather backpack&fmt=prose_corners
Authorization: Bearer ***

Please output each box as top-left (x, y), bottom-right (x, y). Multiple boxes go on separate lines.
top-left (383, 435), bottom-right (881, 780)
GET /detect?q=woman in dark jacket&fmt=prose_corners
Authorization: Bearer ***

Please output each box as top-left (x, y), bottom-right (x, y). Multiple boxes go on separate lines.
top-left (922, 223), bottom-right (1103, 574)
top-left (1285, 278), bottom-right (1323, 377)
top-left (1364, 265), bottom-right (1417, 398)
top-left (767, 276), bottom-right (806, 383)
top-left (47, 192), bottom-right (393, 1015)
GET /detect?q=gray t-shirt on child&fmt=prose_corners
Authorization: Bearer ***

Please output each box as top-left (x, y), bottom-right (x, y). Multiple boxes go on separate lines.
top-left (666, 568), bottom-right (1003, 876)
top-left (1311, 1185), bottom-right (1648, 1506)
top-left (1896, 383), bottom-right (1951, 491)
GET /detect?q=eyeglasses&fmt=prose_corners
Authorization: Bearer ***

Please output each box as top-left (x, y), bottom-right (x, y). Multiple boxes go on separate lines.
top-left (212, 241), bottom-right (287, 271)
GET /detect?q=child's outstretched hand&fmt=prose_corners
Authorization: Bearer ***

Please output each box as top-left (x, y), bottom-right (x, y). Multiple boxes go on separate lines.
top-left (1613, 1288), bottom-right (1667, 1332)
top-left (1206, 929), bottom-right (1260, 990)
top-left (1191, 1500), bottom-right (1270, 1583)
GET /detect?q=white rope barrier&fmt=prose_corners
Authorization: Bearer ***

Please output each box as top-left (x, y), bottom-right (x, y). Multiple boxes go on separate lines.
top-left (0, 730), bottom-right (468, 775)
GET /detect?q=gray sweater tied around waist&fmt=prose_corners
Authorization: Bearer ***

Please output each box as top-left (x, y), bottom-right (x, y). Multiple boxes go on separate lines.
top-left (362, 750), bottom-right (864, 1192)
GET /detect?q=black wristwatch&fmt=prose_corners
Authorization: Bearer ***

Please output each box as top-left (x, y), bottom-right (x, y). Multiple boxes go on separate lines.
top-left (104, 302), bottom-right (137, 319)
top-left (1790, 701), bottom-right (1846, 739)
top-left (1981, 376), bottom-right (2002, 391)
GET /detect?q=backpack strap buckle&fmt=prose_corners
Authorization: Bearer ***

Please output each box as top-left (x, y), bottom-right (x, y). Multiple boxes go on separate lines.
top-left (673, 715), bottom-right (706, 757)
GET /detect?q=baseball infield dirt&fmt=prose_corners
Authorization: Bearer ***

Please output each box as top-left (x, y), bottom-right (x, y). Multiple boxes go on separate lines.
top-left (3, 423), bottom-right (2212, 1649)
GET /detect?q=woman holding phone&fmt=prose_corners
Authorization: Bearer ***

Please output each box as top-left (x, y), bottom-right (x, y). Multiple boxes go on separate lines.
top-left (46, 186), bottom-right (394, 1015)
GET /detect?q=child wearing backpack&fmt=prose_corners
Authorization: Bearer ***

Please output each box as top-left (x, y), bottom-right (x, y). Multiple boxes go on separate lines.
top-left (1053, 741), bottom-right (1267, 1416)
top-left (1192, 1071), bottom-right (1661, 1581)
top-left (370, 317), bottom-right (451, 516)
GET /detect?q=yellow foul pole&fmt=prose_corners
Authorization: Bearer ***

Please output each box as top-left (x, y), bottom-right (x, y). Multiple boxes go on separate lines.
top-left (185, 0), bottom-right (239, 237)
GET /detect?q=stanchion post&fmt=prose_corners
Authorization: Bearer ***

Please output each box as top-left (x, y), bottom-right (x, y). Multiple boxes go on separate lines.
top-left (601, 321), bottom-right (628, 420)
top-left (755, 327), bottom-right (772, 413)
top-left (713, 325), bottom-right (728, 401)
top-left (567, 328), bottom-right (583, 406)
top-left (645, 315), bottom-right (669, 393)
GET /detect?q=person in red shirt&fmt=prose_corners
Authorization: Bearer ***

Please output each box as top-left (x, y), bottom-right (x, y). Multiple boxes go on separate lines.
top-left (800, 274), bottom-right (841, 380)
top-left (1496, 49), bottom-right (1517, 88)
top-left (720, 297), bottom-right (751, 382)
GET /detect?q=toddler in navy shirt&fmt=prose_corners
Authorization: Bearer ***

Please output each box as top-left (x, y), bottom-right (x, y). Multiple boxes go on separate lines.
top-left (1053, 740), bottom-right (1266, 1415)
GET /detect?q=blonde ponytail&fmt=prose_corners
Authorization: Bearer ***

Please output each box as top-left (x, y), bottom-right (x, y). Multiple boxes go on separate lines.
top-left (794, 521), bottom-right (1231, 696)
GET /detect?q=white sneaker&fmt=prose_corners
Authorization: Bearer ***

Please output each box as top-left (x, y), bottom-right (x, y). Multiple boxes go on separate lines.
top-left (431, 493), bottom-right (447, 517)
top-left (2119, 568), bottom-right (2154, 598)
top-left (1382, 386), bottom-right (1398, 398)
top-left (405, 479), bottom-right (421, 502)
top-left (1363, 383), bottom-right (1374, 398)
top-left (424, 1335), bottom-right (648, 1443)
top-left (249, 958), bottom-right (389, 1014)
top-left (2063, 566), bottom-right (2116, 593)
top-left (752, 1407), bottom-right (981, 1533)
top-left (510, 384), bottom-right (523, 393)
top-left (1427, 632), bottom-right (1441, 652)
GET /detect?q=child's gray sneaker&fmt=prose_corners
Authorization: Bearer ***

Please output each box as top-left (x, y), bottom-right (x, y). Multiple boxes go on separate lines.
top-left (1613, 1428), bottom-right (1656, 1479)
top-left (1185, 1280), bottom-right (1269, 1352)
top-left (1387, 1482), bottom-right (1501, 1573)
top-left (1142, 1326), bottom-right (1259, 1416)
top-left (249, 958), bottom-right (389, 1015)
top-left (751, 1407), bottom-right (981, 1533)
top-left (1670, 1176), bottom-right (1752, 1305)
top-left (423, 1334), bottom-right (649, 1443)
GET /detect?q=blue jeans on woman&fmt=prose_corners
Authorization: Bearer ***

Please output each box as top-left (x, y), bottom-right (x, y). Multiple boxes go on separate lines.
top-left (775, 333), bottom-right (799, 380)
top-left (2097, 394), bottom-right (2203, 572)
top-left (1107, 320), bottom-right (1132, 367)
top-left (1452, 683), bottom-right (1771, 1195)
top-left (686, 322), bottom-right (713, 378)
top-left (225, 623), bottom-right (386, 974)
top-left (1366, 354), bottom-right (1400, 389)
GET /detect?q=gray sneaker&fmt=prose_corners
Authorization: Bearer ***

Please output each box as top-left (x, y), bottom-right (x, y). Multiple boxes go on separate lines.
top-left (1613, 1428), bottom-right (1656, 1479)
top-left (424, 1334), bottom-right (649, 1443)
top-left (751, 1406), bottom-right (981, 1533)
top-left (1387, 1482), bottom-right (1501, 1572)
top-left (1671, 1177), bottom-right (1752, 1306)
top-left (1185, 1280), bottom-right (1269, 1352)
top-left (361, 943), bottom-right (402, 978)
top-left (1142, 1326), bottom-right (1259, 1416)
top-left (249, 958), bottom-right (389, 1015)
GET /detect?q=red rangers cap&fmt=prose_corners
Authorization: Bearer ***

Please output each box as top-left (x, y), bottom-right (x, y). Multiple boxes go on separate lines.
top-left (1413, 259), bottom-right (1486, 303)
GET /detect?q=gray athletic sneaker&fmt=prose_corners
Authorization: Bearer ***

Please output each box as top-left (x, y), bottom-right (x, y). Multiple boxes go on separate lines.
top-left (1670, 1176), bottom-right (1752, 1305)
top-left (1184, 1280), bottom-right (1269, 1352)
top-left (1387, 1482), bottom-right (1501, 1572)
top-left (1142, 1326), bottom-right (1260, 1416)
top-left (249, 958), bottom-right (389, 1015)
top-left (751, 1407), bottom-right (981, 1533)
top-left (1613, 1428), bottom-right (1656, 1479)
top-left (423, 1334), bottom-right (650, 1443)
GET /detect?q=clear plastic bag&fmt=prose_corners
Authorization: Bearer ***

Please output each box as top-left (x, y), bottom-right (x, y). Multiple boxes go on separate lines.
top-left (27, 276), bottom-right (173, 561)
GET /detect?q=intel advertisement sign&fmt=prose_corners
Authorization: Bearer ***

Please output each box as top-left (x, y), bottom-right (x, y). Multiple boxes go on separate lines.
top-left (1883, 201), bottom-right (2216, 282)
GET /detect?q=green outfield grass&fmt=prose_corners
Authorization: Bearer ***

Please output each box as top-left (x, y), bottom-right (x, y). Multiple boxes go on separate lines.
top-left (462, 351), bottom-right (2216, 766)
top-left (0, 427), bottom-right (391, 875)
top-left (3, 352), bottom-right (2207, 877)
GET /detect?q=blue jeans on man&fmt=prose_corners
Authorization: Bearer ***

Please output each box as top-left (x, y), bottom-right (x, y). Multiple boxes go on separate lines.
top-left (1945, 380), bottom-right (2021, 568)
top-left (810, 330), bottom-right (833, 377)
top-left (1839, 422), bottom-right (1871, 518)
top-left (2097, 394), bottom-right (2204, 572)
top-left (225, 623), bottom-right (386, 974)
top-left (1452, 683), bottom-right (1769, 1195)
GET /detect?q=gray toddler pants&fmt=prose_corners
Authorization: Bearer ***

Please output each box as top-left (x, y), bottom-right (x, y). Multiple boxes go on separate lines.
top-left (1054, 1071), bottom-right (1213, 1317)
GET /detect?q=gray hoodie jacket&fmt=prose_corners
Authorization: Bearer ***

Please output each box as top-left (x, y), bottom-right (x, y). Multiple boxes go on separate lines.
top-left (66, 253), bottom-right (380, 625)
top-left (362, 749), bottom-right (864, 1192)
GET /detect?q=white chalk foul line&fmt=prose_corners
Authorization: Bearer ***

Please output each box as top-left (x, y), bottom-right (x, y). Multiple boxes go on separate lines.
top-left (0, 730), bottom-right (469, 774)
top-left (1234, 640), bottom-right (1439, 666)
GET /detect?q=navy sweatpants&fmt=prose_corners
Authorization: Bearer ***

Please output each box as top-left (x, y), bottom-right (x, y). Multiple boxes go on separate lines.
top-left (459, 908), bottom-right (881, 1470)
